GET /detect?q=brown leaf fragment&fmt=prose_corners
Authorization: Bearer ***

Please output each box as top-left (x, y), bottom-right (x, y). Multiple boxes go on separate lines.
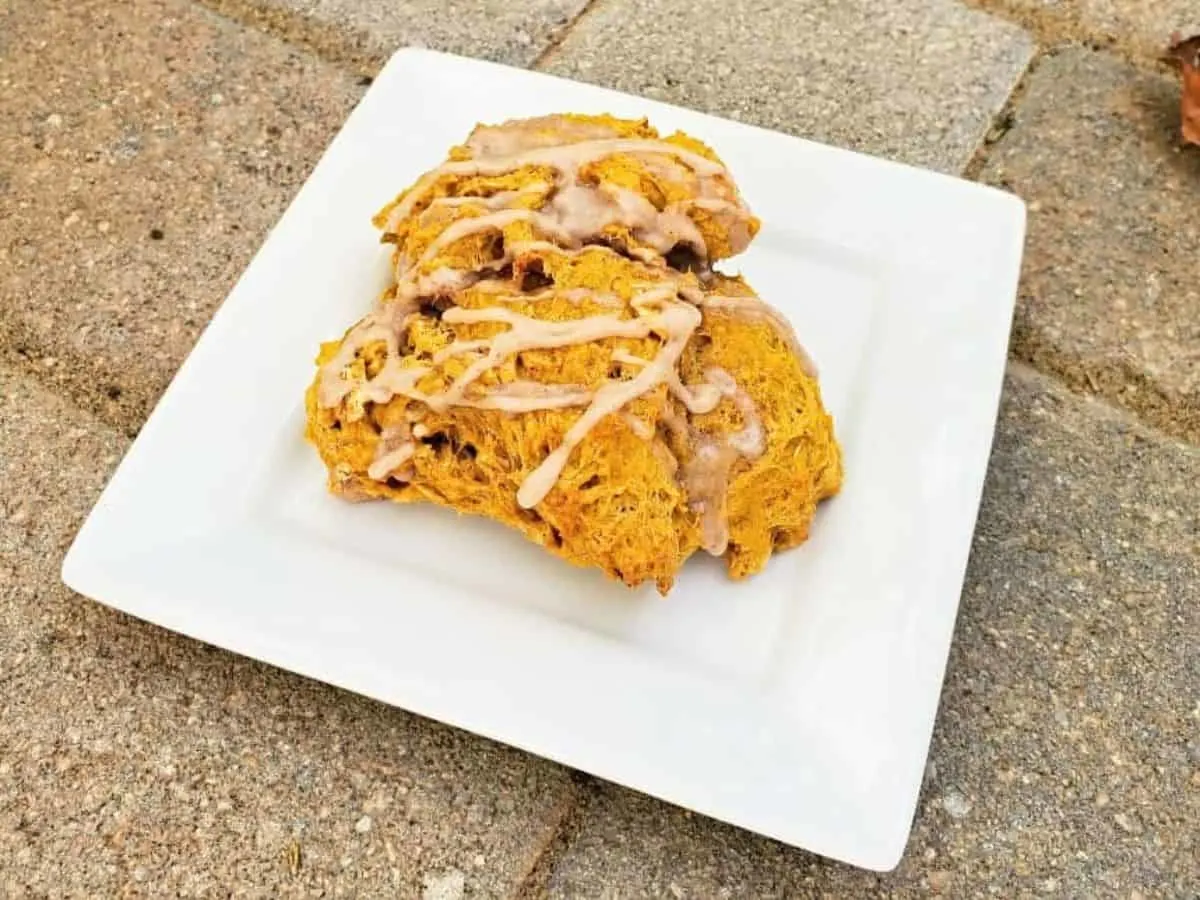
top-left (1167, 32), bottom-right (1200, 146)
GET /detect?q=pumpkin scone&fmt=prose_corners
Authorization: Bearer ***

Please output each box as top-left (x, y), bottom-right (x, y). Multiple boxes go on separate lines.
top-left (306, 114), bottom-right (841, 594)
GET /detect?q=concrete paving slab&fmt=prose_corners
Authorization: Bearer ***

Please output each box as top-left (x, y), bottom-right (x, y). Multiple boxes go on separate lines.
top-left (0, 366), bottom-right (576, 896)
top-left (982, 49), bottom-right (1200, 442)
top-left (202, 0), bottom-right (590, 69)
top-left (543, 367), bottom-right (1200, 897)
top-left (541, 0), bottom-right (1035, 173)
top-left (0, 0), bottom-right (362, 433)
top-left (975, 0), bottom-right (1198, 58)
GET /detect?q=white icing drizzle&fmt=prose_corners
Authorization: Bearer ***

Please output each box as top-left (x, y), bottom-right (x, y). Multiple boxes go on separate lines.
top-left (609, 348), bottom-right (647, 367)
top-left (683, 437), bottom-right (739, 556)
top-left (691, 367), bottom-right (764, 555)
top-left (666, 371), bottom-right (722, 415)
top-left (657, 366), bottom-right (766, 557)
top-left (559, 287), bottom-right (622, 307)
top-left (315, 119), bottom-right (803, 551)
top-left (547, 182), bottom-right (707, 257)
top-left (464, 116), bottom-right (624, 157)
top-left (432, 338), bottom-right (491, 364)
top-left (419, 266), bottom-right (479, 295)
top-left (458, 381), bottom-right (593, 412)
top-left (397, 208), bottom-right (573, 298)
top-left (382, 137), bottom-right (734, 234)
top-left (432, 296), bottom-right (669, 410)
top-left (317, 300), bottom-right (419, 409)
top-left (622, 412), bottom-right (655, 440)
top-left (516, 295), bottom-right (702, 508)
top-left (705, 367), bottom-right (765, 458)
top-left (424, 182), bottom-right (551, 213)
top-left (368, 440), bottom-right (415, 481)
top-left (612, 348), bottom-right (721, 414)
top-left (471, 282), bottom-right (622, 308)
top-left (394, 181), bottom-right (711, 299)
top-left (681, 197), bottom-right (757, 251)
top-left (367, 418), bottom-right (416, 481)
top-left (359, 359), bottom-right (430, 407)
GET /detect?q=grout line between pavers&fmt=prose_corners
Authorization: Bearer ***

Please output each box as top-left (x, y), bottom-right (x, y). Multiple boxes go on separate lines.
top-left (193, 0), bottom-right (1192, 448)
top-left (14, 4), bottom-right (1185, 451)
top-left (1006, 361), bottom-right (1200, 451)
top-left (962, 45), bottom-right (1049, 181)
top-left (959, 46), bottom-right (1200, 448)
top-left (961, 0), bottom-right (1183, 72)
top-left (511, 773), bottom-right (601, 899)
top-left (522, 0), bottom-right (1199, 447)
top-left (196, 0), bottom-right (615, 78)
top-left (1009, 343), bottom-right (1200, 448)
top-left (193, 0), bottom-right (386, 77)
top-left (0, 321), bottom-right (142, 440)
top-left (531, 0), bottom-right (607, 70)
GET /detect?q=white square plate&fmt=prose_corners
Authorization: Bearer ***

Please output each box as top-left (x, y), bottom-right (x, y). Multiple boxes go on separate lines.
top-left (62, 48), bottom-right (1025, 870)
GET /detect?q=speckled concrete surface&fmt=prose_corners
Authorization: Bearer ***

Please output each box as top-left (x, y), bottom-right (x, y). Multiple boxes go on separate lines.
top-left (0, 366), bottom-right (577, 896)
top-left (981, 50), bottom-right (1200, 443)
top-left (3, 0), bottom-right (1199, 894)
top-left (200, 0), bottom-right (589, 69)
top-left (972, 0), bottom-right (1198, 58)
top-left (0, 0), bottom-right (362, 433)
top-left (540, 0), bottom-right (1034, 173)
top-left (1079, 0), bottom-right (1198, 50)
top-left (544, 366), bottom-right (1200, 898)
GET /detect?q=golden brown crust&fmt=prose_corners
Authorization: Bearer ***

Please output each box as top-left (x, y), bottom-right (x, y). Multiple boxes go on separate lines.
top-left (305, 114), bottom-right (840, 594)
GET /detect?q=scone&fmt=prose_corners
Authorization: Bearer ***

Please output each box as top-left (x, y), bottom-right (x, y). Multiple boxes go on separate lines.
top-left (306, 113), bottom-right (841, 593)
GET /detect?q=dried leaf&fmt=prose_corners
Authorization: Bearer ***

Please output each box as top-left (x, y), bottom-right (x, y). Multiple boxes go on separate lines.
top-left (1167, 32), bottom-right (1200, 146)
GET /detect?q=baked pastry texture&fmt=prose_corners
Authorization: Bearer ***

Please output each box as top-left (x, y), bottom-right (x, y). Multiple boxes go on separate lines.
top-left (306, 113), bottom-right (842, 594)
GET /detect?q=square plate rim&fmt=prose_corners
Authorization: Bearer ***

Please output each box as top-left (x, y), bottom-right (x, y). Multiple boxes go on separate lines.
top-left (61, 47), bottom-right (1027, 872)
